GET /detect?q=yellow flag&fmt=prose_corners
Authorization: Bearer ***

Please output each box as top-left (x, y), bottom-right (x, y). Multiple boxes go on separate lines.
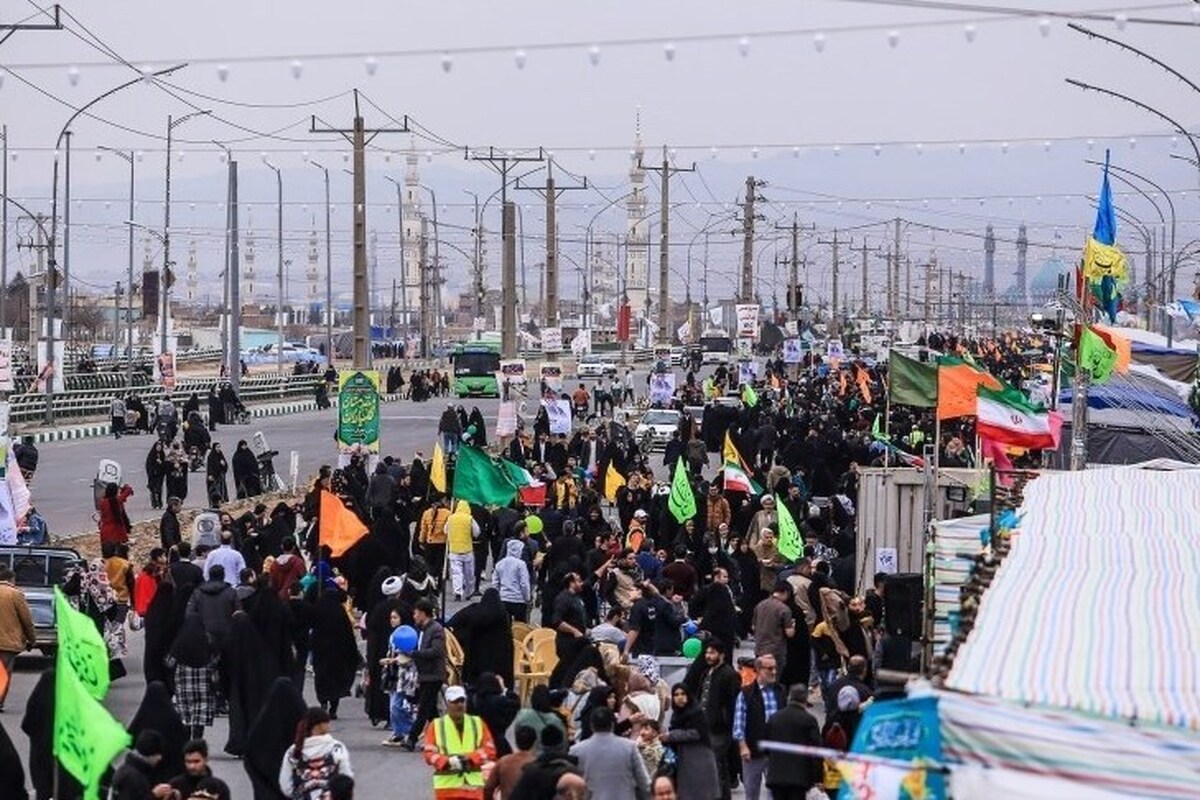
top-left (430, 441), bottom-right (448, 493)
top-left (1082, 236), bottom-right (1128, 282)
top-left (723, 432), bottom-right (750, 472)
top-left (604, 461), bottom-right (626, 503)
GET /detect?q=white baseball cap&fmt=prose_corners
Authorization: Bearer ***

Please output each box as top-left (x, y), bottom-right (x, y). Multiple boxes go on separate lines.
top-left (445, 685), bottom-right (467, 703)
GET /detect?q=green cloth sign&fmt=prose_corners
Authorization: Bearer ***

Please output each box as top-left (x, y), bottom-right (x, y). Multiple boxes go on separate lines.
top-left (668, 457), bottom-right (697, 523)
top-left (53, 587), bottom-right (109, 700)
top-left (776, 497), bottom-right (803, 562)
top-left (336, 370), bottom-right (382, 452)
top-left (54, 658), bottom-right (130, 799)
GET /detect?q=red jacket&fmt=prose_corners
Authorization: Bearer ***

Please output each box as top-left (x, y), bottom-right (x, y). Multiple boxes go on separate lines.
top-left (269, 553), bottom-right (307, 599)
top-left (98, 484), bottom-right (134, 546)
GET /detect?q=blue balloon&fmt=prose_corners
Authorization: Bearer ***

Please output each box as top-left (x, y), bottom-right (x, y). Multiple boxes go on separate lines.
top-left (390, 624), bottom-right (419, 655)
top-left (683, 620), bottom-right (700, 636)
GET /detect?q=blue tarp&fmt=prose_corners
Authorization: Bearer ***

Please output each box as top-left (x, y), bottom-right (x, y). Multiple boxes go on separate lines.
top-left (1060, 383), bottom-right (1194, 419)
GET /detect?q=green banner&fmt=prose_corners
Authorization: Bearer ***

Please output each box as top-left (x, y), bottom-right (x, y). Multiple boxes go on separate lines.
top-left (54, 658), bottom-right (130, 799)
top-left (668, 457), bottom-right (697, 523)
top-left (53, 587), bottom-right (110, 700)
top-left (336, 370), bottom-right (381, 452)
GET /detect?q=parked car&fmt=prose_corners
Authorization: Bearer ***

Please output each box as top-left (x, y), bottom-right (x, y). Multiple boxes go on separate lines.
top-left (635, 408), bottom-right (682, 451)
top-left (0, 545), bottom-right (85, 656)
top-left (577, 354), bottom-right (618, 379)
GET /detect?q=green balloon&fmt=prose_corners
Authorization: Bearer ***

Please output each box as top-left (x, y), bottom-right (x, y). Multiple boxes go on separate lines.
top-left (526, 515), bottom-right (544, 535)
top-left (681, 637), bottom-right (702, 659)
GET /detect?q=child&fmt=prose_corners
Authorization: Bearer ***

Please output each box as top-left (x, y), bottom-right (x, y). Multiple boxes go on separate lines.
top-left (636, 719), bottom-right (665, 778)
top-left (381, 610), bottom-right (418, 747)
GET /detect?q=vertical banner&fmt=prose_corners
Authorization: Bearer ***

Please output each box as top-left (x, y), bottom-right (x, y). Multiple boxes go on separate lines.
top-left (496, 401), bottom-right (518, 438)
top-left (649, 372), bottom-right (676, 405)
top-left (542, 399), bottom-right (573, 435)
top-left (540, 364), bottom-right (563, 394)
top-left (0, 340), bottom-right (13, 392)
top-left (541, 327), bottom-right (562, 353)
top-left (736, 303), bottom-right (760, 338)
top-left (336, 370), bottom-right (382, 453)
top-left (782, 339), bottom-right (803, 364)
top-left (156, 351), bottom-right (177, 391)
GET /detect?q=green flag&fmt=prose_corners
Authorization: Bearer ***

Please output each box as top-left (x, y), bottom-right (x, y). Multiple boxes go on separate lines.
top-left (54, 587), bottom-right (110, 700)
top-left (667, 457), bottom-right (697, 523)
top-left (1078, 326), bottom-right (1117, 384)
top-left (888, 350), bottom-right (938, 408)
top-left (452, 445), bottom-right (518, 507)
top-left (54, 660), bottom-right (130, 799)
top-left (742, 382), bottom-right (759, 408)
top-left (775, 495), bottom-right (803, 562)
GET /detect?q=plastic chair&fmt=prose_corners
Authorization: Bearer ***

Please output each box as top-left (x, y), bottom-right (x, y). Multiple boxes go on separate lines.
top-left (521, 627), bottom-right (556, 658)
top-left (515, 633), bottom-right (558, 705)
top-left (511, 620), bottom-right (534, 644)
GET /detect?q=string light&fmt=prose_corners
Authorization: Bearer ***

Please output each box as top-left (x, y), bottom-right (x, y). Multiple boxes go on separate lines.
top-left (1038, 18), bottom-right (1051, 37)
top-left (441, 53), bottom-right (454, 73)
top-left (216, 64), bottom-right (229, 82)
top-left (1114, 14), bottom-right (1128, 31)
top-left (874, 144), bottom-right (882, 156)
top-left (68, 65), bottom-right (80, 86)
top-left (887, 30), bottom-right (900, 48)
top-left (663, 42), bottom-right (676, 62)
top-left (588, 45), bottom-right (601, 66)
top-left (737, 36), bottom-right (751, 57)
top-left (290, 59), bottom-right (303, 79)
top-left (963, 24), bottom-right (977, 43)
top-left (364, 56), bottom-right (378, 76)
top-left (813, 33), bottom-right (826, 53)
top-left (514, 49), bottom-right (527, 69)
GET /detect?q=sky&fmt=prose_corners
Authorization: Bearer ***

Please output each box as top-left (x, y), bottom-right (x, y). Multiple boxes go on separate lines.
top-left (1, 0), bottom-right (1199, 315)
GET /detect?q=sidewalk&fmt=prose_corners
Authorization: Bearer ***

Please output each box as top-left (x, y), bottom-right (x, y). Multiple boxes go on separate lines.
top-left (17, 397), bottom-right (324, 444)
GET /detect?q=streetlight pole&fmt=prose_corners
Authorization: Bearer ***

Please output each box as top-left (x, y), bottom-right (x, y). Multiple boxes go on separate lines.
top-left (311, 161), bottom-right (334, 363)
top-left (99, 146), bottom-right (135, 386)
top-left (162, 108), bottom-right (211, 360)
top-left (263, 157), bottom-right (284, 372)
top-left (419, 185), bottom-right (442, 351)
top-left (45, 64), bottom-right (186, 424)
top-left (0, 125), bottom-right (6, 337)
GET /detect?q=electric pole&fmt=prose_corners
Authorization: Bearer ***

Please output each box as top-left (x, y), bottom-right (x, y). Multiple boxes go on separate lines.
top-left (515, 161), bottom-right (586, 339)
top-left (892, 218), bottom-right (903, 320)
top-left (310, 92), bottom-right (408, 368)
top-left (466, 146), bottom-right (546, 358)
top-left (818, 230), bottom-right (845, 335)
top-left (857, 240), bottom-right (881, 317)
top-left (775, 214), bottom-right (815, 326)
top-left (639, 147), bottom-right (696, 344)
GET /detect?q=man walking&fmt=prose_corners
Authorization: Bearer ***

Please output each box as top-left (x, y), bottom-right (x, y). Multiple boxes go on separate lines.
top-left (763, 685), bottom-right (823, 800)
top-left (0, 564), bottom-right (35, 711)
top-left (403, 599), bottom-right (447, 752)
top-left (733, 654), bottom-right (786, 800)
top-left (422, 684), bottom-right (496, 799)
top-left (569, 706), bottom-right (650, 800)
top-left (445, 501), bottom-right (479, 601)
top-left (685, 640), bottom-right (741, 800)
top-left (752, 580), bottom-right (796, 678)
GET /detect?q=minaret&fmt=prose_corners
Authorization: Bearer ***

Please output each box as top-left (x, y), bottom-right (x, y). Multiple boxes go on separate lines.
top-left (306, 222), bottom-right (320, 305)
top-left (243, 211), bottom-right (257, 304)
top-left (186, 238), bottom-right (198, 302)
top-left (625, 113), bottom-right (649, 316)
top-left (402, 146), bottom-right (424, 326)
top-left (1016, 223), bottom-right (1028, 307)
top-left (983, 224), bottom-right (996, 295)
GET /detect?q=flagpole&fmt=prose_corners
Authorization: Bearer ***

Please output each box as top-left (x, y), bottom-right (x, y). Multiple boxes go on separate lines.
top-left (884, 391), bottom-right (892, 469)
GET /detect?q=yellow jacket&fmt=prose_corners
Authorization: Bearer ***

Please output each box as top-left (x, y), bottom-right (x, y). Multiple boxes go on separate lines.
top-left (446, 501), bottom-right (477, 554)
top-left (420, 506), bottom-right (451, 545)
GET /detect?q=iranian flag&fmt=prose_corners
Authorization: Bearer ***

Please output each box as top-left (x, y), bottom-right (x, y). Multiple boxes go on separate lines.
top-left (723, 460), bottom-right (756, 494)
top-left (500, 459), bottom-right (547, 507)
top-left (976, 384), bottom-right (1063, 450)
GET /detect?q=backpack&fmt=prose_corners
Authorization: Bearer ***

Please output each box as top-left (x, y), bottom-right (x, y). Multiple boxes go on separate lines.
top-left (289, 744), bottom-right (341, 800)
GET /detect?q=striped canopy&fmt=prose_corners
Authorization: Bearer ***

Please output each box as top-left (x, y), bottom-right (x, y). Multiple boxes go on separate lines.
top-left (946, 464), bottom-right (1200, 731)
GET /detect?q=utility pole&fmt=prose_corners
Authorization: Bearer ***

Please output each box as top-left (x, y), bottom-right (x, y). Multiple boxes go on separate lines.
top-left (858, 240), bottom-right (879, 317)
top-left (467, 146), bottom-right (546, 358)
top-left (639, 147), bottom-right (696, 344)
top-left (892, 218), bottom-right (903, 320)
top-left (310, 92), bottom-right (408, 368)
top-left (905, 256), bottom-right (912, 317)
top-left (2, 125), bottom-right (8, 337)
top-left (775, 214), bottom-right (815, 326)
top-left (818, 230), bottom-right (844, 335)
top-left (227, 151), bottom-right (241, 390)
top-left (740, 177), bottom-right (757, 302)
top-left (515, 161), bottom-right (587, 339)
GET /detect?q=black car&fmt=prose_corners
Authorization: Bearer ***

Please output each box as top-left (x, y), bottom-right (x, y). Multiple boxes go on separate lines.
top-left (0, 545), bottom-right (85, 656)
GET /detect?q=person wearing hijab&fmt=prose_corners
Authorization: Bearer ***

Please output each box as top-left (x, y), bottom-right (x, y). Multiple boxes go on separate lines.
top-left (513, 686), bottom-right (570, 757)
top-left (576, 686), bottom-right (619, 742)
top-left (470, 672), bottom-right (520, 757)
top-left (662, 683), bottom-right (721, 800)
top-left (166, 615), bottom-right (220, 740)
top-left (206, 443), bottom-right (229, 506)
top-left (128, 681), bottom-right (189, 783)
top-left (142, 571), bottom-right (180, 690)
top-left (98, 481), bottom-right (133, 547)
top-left (0, 718), bottom-right (27, 800)
top-left (447, 587), bottom-right (514, 687)
top-left (244, 677), bottom-right (308, 800)
top-left (222, 611), bottom-right (280, 757)
top-left (309, 581), bottom-right (361, 719)
top-left (22, 669), bottom-right (84, 800)
top-left (242, 576), bottom-right (298, 682)
top-left (399, 556), bottom-right (438, 607)
top-left (468, 406), bottom-right (488, 447)
top-left (232, 440), bottom-right (262, 499)
top-left (146, 440), bottom-right (168, 511)
top-left (364, 575), bottom-right (411, 726)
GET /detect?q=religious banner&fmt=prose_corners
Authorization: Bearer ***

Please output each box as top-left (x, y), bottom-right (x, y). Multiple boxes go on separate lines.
top-left (336, 370), bottom-right (381, 453)
top-left (496, 401), bottom-right (519, 437)
top-left (543, 399), bottom-right (573, 435)
top-left (540, 364), bottom-right (563, 393)
top-left (736, 303), bottom-right (760, 338)
top-left (649, 372), bottom-right (676, 405)
top-left (0, 339), bottom-right (13, 392)
top-left (499, 359), bottom-right (527, 386)
top-left (782, 339), bottom-right (802, 364)
top-left (541, 327), bottom-right (563, 353)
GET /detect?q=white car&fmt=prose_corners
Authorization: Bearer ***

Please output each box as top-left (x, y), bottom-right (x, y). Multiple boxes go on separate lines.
top-left (635, 408), bottom-right (682, 450)
top-left (577, 354), bottom-right (617, 379)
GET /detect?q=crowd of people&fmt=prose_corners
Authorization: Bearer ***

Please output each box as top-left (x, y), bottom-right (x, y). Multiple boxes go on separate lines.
top-left (1, 330), bottom-right (1057, 799)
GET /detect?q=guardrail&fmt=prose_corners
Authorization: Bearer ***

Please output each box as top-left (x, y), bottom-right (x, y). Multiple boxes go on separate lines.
top-left (7, 373), bottom-right (322, 427)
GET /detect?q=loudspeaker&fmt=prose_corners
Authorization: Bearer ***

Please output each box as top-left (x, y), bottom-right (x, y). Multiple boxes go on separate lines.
top-left (883, 572), bottom-right (924, 638)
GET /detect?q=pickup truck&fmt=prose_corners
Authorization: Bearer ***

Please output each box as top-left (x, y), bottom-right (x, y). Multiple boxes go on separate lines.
top-left (0, 545), bottom-right (85, 656)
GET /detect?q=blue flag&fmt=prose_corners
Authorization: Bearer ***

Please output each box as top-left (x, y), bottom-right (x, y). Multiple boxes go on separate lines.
top-left (1093, 150), bottom-right (1117, 246)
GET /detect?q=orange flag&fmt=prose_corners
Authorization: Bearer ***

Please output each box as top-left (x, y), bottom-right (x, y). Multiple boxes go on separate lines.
top-left (319, 489), bottom-right (369, 557)
top-left (936, 357), bottom-right (1001, 420)
top-left (839, 371), bottom-right (848, 397)
top-left (1094, 326), bottom-right (1132, 374)
top-left (855, 365), bottom-right (873, 405)
top-left (0, 656), bottom-right (8, 702)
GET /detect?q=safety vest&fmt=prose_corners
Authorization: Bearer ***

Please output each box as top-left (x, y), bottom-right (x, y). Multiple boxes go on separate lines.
top-left (432, 714), bottom-right (485, 790)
